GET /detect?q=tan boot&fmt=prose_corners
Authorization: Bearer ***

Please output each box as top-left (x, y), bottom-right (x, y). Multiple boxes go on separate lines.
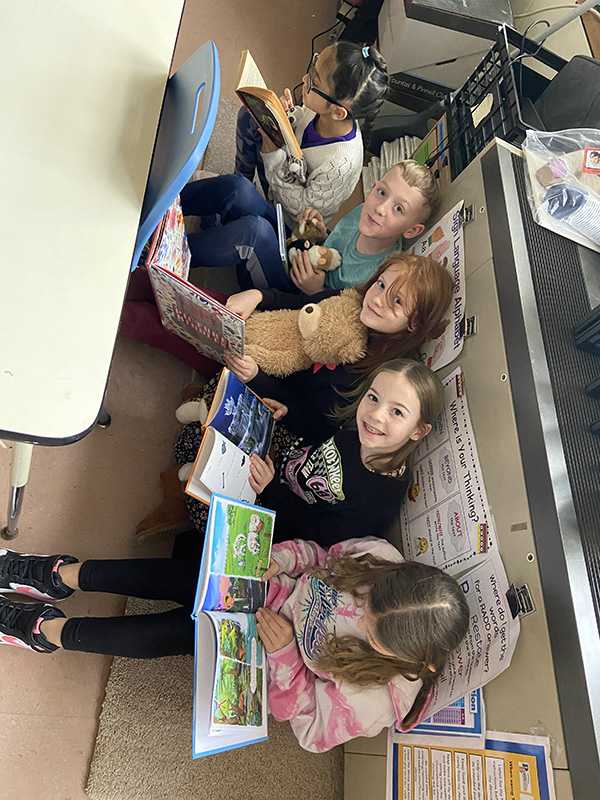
top-left (135, 465), bottom-right (193, 545)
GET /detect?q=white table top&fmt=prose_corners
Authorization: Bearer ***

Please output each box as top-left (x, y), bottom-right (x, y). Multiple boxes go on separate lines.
top-left (0, 1), bottom-right (185, 443)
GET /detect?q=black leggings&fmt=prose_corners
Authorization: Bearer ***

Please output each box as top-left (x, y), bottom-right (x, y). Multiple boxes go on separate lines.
top-left (61, 559), bottom-right (199, 658)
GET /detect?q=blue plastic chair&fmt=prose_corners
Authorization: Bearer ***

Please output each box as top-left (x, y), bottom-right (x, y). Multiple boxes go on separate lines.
top-left (131, 40), bottom-right (220, 268)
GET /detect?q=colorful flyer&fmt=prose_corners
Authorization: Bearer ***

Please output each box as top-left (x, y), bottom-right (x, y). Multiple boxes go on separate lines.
top-left (401, 368), bottom-right (496, 574)
top-left (397, 690), bottom-right (485, 749)
top-left (387, 730), bottom-right (556, 800)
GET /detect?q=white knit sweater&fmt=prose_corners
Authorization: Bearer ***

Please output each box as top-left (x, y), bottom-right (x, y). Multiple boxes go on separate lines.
top-left (261, 105), bottom-right (364, 228)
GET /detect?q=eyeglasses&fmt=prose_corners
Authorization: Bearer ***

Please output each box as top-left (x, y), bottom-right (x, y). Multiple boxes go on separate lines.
top-left (307, 52), bottom-right (350, 115)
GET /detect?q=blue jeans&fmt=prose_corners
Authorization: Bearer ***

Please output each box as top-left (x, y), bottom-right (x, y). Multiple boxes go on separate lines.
top-left (180, 174), bottom-right (291, 291)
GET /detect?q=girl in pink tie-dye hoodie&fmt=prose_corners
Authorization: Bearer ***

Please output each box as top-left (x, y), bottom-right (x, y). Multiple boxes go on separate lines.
top-left (257, 535), bottom-right (469, 752)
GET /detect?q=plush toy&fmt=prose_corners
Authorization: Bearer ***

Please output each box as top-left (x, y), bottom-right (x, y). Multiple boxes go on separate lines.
top-left (287, 244), bottom-right (342, 271)
top-left (286, 218), bottom-right (341, 271)
top-left (288, 217), bottom-right (327, 247)
top-left (243, 288), bottom-right (368, 378)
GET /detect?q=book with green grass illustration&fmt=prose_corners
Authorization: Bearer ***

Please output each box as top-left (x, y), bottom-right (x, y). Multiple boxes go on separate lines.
top-left (191, 494), bottom-right (275, 757)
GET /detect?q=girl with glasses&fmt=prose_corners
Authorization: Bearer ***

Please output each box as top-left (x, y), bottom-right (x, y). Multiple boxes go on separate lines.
top-left (236, 41), bottom-right (389, 229)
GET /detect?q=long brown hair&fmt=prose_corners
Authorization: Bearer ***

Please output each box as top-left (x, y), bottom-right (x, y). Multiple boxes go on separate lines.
top-left (333, 358), bottom-right (444, 474)
top-left (311, 553), bottom-right (469, 728)
top-left (352, 253), bottom-right (453, 373)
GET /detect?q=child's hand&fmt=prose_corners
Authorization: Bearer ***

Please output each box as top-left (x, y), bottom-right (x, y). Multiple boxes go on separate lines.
top-left (261, 558), bottom-right (280, 581)
top-left (256, 607), bottom-right (294, 653)
top-left (263, 398), bottom-right (288, 421)
top-left (258, 126), bottom-right (279, 153)
top-left (223, 352), bottom-right (259, 383)
top-left (280, 88), bottom-right (294, 112)
top-left (248, 453), bottom-right (274, 494)
top-left (226, 289), bottom-right (263, 320)
top-left (297, 207), bottom-right (326, 235)
top-left (290, 250), bottom-right (326, 295)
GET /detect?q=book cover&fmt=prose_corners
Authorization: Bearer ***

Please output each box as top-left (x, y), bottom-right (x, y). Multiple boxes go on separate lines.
top-left (192, 495), bottom-right (275, 757)
top-left (185, 369), bottom-right (275, 505)
top-left (148, 265), bottom-right (245, 364)
top-left (142, 197), bottom-right (191, 279)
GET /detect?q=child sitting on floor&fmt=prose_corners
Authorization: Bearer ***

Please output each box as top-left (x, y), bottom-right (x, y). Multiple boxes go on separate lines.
top-left (176, 358), bottom-right (443, 547)
top-left (0, 537), bottom-right (469, 752)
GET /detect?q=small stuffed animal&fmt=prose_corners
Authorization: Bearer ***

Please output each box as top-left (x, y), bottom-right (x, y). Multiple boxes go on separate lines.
top-left (287, 217), bottom-right (327, 247)
top-left (243, 288), bottom-right (368, 378)
top-left (288, 244), bottom-right (342, 271)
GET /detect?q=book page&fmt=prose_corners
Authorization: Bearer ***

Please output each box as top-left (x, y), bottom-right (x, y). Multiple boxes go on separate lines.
top-left (207, 369), bottom-right (275, 460)
top-left (206, 611), bottom-right (266, 731)
top-left (186, 427), bottom-right (256, 506)
top-left (236, 50), bottom-right (267, 91)
top-left (193, 495), bottom-right (273, 617)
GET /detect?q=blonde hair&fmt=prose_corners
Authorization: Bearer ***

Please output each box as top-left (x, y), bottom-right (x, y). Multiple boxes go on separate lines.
top-left (387, 159), bottom-right (441, 225)
top-left (311, 553), bottom-right (469, 728)
top-left (352, 253), bottom-right (453, 373)
top-left (334, 358), bottom-right (444, 473)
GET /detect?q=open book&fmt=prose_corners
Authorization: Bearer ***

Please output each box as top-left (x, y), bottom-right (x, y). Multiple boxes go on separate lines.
top-left (236, 50), bottom-right (302, 159)
top-left (185, 369), bottom-right (275, 505)
top-left (192, 494), bottom-right (275, 757)
top-left (148, 264), bottom-right (245, 365)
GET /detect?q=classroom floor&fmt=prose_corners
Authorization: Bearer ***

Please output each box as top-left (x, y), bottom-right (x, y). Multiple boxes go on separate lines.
top-left (0, 0), bottom-right (338, 797)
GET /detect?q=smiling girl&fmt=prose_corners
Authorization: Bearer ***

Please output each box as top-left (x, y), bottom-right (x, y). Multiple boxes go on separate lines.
top-left (176, 357), bottom-right (443, 548)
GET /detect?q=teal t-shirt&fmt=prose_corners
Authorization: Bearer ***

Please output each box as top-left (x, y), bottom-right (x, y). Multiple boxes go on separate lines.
top-left (323, 204), bottom-right (402, 290)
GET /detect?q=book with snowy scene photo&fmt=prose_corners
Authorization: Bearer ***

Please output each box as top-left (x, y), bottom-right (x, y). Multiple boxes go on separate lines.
top-left (184, 369), bottom-right (275, 505)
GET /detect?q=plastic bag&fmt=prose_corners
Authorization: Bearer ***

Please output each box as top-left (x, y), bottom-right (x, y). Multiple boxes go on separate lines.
top-left (522, 128), bottom-right (600, 252)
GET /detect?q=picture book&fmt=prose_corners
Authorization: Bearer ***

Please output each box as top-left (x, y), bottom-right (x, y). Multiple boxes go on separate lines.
top-left (185, 369), bottom-right (275, 505)
top-left (148, 264), bottom-right (245, 365)
top-left (192, 494), bottom-right (275, 757)
top-left (139, 196), bottom-right (191, 279)
top-left (236, 50), bottom-right (303, 159)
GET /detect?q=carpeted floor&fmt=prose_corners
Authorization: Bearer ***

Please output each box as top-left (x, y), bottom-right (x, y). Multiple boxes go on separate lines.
top-left (86, 599), bottom-right (344, 800)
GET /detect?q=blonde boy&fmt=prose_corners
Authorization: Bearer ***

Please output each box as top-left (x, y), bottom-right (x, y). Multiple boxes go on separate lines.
top-left (291, 160), bottom-right (441, 295)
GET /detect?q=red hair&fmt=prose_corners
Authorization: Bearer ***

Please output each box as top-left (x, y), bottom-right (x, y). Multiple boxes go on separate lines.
top-left (351, 252), bottom-right (453, 373)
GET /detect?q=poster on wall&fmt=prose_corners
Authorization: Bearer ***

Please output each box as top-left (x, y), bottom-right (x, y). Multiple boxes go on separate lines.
top-left (405, 201), bottom-right (466, 372)
top-left (400, 368), bottom-right (496, 575)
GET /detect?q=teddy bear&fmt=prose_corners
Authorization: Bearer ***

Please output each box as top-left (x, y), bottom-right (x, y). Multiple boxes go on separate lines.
top-left (286, 218), bottom-right (341, 272)
top-left (243, 287), bottom-right (368, 377)
top-left (174, 288), bottom-right (368, 427)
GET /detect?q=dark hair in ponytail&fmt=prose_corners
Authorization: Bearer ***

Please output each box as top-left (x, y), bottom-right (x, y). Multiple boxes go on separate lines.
top-left (330, 41), bottom-right (389, 147)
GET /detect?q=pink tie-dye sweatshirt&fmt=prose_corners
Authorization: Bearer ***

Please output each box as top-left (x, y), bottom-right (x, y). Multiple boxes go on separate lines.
top-left (264, 536), bottom-right (424, 753)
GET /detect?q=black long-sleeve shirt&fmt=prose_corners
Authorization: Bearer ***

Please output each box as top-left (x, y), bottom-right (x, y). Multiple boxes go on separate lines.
top-left (261, 428), bottom-right (409, 547)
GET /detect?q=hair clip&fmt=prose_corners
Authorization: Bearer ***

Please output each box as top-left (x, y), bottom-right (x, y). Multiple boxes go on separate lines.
top-left (362, 45), bottom-right (370, 59)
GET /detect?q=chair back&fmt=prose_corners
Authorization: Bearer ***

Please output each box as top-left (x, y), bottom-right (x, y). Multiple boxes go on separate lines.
top-left (132, 40), bottom-right (220, 267)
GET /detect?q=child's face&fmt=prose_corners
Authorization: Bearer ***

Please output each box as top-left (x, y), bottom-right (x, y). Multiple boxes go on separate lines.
top-left (302, 46), bottom-right (344, 117)
top-left (359, 168), bottom-right (428, 243)
top-left (356, 370), bottom-right (431, 456)
top-left (360, 264), bottom-right (413, 334)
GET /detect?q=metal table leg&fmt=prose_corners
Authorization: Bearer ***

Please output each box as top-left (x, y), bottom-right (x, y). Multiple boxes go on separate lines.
top-left (1, 442), bottom-right (34, 540)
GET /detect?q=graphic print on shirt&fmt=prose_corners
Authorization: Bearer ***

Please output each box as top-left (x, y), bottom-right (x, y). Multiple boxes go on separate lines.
top-left (281, 437), bottom-right (345, 505)
top-left (298, 575), bottom-right (342, 660)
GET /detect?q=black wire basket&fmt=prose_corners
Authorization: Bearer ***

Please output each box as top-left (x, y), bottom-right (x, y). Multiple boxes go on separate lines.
top-left (445, 24), bottom-right (568, 180)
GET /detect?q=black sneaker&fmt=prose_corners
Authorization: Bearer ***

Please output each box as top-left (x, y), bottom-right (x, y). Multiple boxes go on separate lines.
top-left (0, 597), bottom-right (65, 652)
top-left (0, 548), bottom-right (78, 601)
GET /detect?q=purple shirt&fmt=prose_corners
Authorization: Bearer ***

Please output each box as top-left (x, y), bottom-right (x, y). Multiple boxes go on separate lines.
top-left (300, 116), bottom-right (357, 149)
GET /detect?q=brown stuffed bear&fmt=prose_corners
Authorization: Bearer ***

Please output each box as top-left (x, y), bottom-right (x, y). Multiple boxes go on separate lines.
top-left (244, 288), bottom-right (368, 378)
